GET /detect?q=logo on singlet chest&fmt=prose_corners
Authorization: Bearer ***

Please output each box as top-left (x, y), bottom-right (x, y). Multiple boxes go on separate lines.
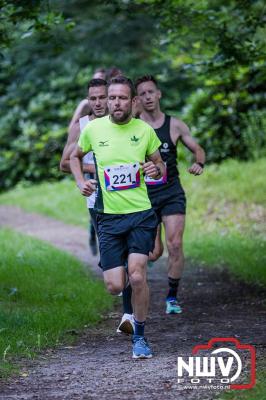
top-left (161, 142), bottom-right (170, 153)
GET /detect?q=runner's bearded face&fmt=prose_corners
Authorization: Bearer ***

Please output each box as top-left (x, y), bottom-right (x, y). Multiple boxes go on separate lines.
top-left (137, 81), bottom-right (161, 112)
top-left (87, 86), bottom-right (108, 118)
top-left (108, 84), bottom-right (132, 124)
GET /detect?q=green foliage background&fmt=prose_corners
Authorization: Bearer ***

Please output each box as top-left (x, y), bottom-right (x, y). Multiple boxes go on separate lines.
top-left (1, 0), bottom-right (266, 190)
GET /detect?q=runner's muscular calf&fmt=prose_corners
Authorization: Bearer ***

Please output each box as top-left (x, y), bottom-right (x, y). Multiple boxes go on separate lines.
top-left (135, 75), bottom-right (205, 314)
top-left (164, 117), bottom-right (205, 279)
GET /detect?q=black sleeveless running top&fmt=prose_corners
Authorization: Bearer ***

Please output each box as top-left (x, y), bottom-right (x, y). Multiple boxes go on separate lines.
top-left (154, 114), bottom-right (179, 182)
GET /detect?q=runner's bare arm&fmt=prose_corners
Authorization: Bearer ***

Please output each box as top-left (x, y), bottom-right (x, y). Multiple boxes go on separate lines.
top-left (143, 150), bottom-right (165, 179)
top-left (68, 99), bottom-right (90, 132)
top-left (83, 163), bottom-right (96, 174)
top-left (60, 98), bottom-right (90, 172)
top-left (60, 128), bottom-right (95, 174)
top-left (171, 117), bottom-right (205, 175)
top-left (70, 144), bottom-right (97, 196)
top-left (60, 108), bottom-right (81, 173)
top-left (60, 100), bottom-right (94, 173)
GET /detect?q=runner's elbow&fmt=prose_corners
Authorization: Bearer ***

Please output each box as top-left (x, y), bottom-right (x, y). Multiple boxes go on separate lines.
top-left (59, 160), bottom-right (70, 173)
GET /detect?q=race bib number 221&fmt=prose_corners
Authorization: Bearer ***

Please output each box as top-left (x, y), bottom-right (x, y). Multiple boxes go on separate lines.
top-left (104, 163), bottom-right (140, 191)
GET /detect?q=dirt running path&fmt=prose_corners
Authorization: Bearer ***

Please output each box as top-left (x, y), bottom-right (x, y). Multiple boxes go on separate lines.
top-left (0, 205), bottom-right (265, 400)
top-left (0, 205), bottom-right (99, 273)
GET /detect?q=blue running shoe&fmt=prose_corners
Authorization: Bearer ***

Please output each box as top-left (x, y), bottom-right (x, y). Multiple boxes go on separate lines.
top-left (132, 335), bottom-right (152, 359)
top-left (166, 298), bottom-right (182, 314)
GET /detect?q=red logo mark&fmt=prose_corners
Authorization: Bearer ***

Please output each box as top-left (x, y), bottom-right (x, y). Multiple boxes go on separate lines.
top-left (192, 337), bottom-right (256, 389)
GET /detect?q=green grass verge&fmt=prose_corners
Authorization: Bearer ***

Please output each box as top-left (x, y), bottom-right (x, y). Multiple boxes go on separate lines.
top-left (0, 158), bottom-right (265, 285)
top-left (182, 157), bottom-right (266, 206)
top-left (216, 370), bottom-right (266, 400)
top-left (0, 228), bottom-right (113, 377)
top-left (181, 158), bottom-right (266, 285)
top-left (183, 231), bottom-right (266, 286)
top-left (0, 178), bottom-right (88, 227)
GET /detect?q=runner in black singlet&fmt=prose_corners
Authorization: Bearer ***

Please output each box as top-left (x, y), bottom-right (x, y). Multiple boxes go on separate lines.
top-left (135, 75), bottom-right (206, 315)
top-left (147, 114), bottom-right (186, 219)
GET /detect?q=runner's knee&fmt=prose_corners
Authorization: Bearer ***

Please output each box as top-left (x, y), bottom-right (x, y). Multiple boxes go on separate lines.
top-left (167, 236), bottom-right (183, 255)
top-left (129, 270), bottom-right (145, 288)
top-left (105, 280), bottom-right (124, 295)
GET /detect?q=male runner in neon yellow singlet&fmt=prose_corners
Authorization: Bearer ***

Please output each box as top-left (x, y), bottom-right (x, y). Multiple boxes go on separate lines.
top-left (70, 76), bottom-right (165, 359)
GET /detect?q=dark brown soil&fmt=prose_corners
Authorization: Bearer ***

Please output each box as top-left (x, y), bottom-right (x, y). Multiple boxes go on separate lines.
top-left (0, 206), bottom-right (265, 400)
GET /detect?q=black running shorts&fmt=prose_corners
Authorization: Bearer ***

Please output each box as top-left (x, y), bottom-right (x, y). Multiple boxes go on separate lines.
top-left (148, 179), bottom-right (186, 223)
top-left (96, 209), bottom-right (158, 271)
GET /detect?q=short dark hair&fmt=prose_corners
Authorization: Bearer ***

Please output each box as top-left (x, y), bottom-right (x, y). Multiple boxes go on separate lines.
top-left (87, 78), bottom-right (107, 90)
top-left (106, 67), bottom-right (123, 82)
top-left (107, 75), bottom-right (135, 98)
top-left (135, 75), bottom-right (158, 90)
